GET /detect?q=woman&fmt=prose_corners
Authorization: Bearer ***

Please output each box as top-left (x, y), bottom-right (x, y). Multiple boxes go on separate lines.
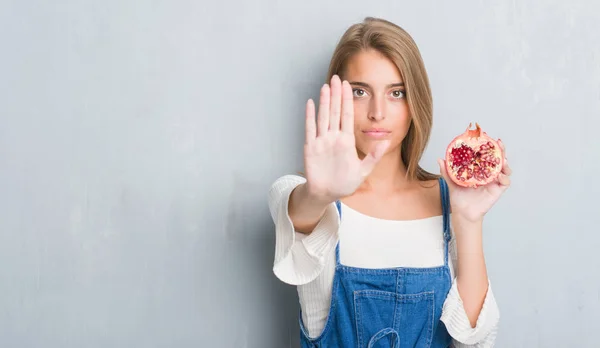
top-left (268, 17), bottom-right (510, 347)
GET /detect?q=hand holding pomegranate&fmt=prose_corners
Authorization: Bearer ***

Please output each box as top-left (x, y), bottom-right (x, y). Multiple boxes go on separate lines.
top-left (438, 124), bottom-right (512, 223)
top-left (303, 75), bottom-right (390, 203)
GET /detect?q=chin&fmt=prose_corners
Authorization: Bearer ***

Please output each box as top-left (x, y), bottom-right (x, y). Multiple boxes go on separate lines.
top-left (356, 139), bottom-right (399, 156)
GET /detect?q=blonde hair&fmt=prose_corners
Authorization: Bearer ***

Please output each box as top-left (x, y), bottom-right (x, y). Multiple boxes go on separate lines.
top-left (326, 17), bottom-right (438, 182)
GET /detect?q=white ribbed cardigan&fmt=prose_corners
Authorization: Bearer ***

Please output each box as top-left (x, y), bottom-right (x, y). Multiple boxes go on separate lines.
top-left (268, 174), bottom-right (500, 347)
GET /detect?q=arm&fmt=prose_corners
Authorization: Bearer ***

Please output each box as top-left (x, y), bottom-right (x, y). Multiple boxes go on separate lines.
top-left (289, 76), bottom-right (388, 234)
top-left (436, 139), bottom-right (511, 346)
top-left (288, 182), bottom-right (335, 234)
top-left (270, 75), bottom-right (388, 285)
top-left (440, 223), bottom-right (500, 347)
top-left (452, 217), bottom-right (488, 327)
top-left (268, 175), bottom-right (340, 285)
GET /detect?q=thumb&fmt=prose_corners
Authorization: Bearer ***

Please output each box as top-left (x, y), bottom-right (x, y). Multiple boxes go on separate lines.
top-left (360, 140), bottom-right (390, 176)
top-left (438, 158), bottom-right (460, 193)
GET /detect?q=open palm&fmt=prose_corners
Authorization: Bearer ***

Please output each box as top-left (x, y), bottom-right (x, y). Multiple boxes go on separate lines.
top-left (303, 75), bottom-right (390, 201)
top-left (438, 140), bottom-right (512, 222)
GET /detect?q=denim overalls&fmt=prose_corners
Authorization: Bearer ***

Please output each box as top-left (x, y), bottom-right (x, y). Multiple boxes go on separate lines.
top-left (299, 177), bottom-right (453, 348)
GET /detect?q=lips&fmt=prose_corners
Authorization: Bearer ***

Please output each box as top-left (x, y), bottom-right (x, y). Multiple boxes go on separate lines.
top-left (362, 128), bottom-right (391, 138)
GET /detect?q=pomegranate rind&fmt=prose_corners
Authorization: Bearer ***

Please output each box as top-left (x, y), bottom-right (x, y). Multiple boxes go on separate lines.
top-left (444, 123), bottom-right (504, 188)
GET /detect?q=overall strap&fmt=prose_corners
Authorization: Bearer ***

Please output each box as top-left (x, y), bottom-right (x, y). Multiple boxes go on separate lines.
top-left (334, 200), bottom-right (342, 266)
top-left (438, 177), bottom-right (452, 266)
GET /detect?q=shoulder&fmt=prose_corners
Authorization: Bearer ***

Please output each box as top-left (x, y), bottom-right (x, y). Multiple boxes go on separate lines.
top-left (418, 178), bottom-right (442, 204)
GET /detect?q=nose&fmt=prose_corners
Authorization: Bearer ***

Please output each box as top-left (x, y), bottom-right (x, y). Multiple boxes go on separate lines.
top-left (367, 95), bottom-right (385, 121)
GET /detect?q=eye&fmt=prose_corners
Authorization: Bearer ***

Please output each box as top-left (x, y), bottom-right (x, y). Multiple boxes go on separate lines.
top-left (391, 90), bottom-right (405, 99)
top-left (352, 88), bottom-right (367, 98)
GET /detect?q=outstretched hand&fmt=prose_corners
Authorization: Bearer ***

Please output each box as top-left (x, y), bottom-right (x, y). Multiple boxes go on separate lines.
top-left (303, 75), bottom-right (390, 202)
top-left (438, 139), bottom-right (512, 223)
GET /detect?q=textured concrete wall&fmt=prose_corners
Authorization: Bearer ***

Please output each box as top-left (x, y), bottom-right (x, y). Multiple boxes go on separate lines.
top-left (1, 1), bottom-right (598, 347)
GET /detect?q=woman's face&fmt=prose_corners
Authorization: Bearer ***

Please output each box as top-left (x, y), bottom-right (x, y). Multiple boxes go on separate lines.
top-left (343, 49), bottom-right (411, 158)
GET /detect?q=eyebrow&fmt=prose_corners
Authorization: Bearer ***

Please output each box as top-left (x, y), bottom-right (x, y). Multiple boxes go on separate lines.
top-left (349, 81), bottom-right (405, 88)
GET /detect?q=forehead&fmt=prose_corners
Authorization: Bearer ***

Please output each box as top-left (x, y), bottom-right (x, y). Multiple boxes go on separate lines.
top-left (343, 49), bottom-right (403, 84)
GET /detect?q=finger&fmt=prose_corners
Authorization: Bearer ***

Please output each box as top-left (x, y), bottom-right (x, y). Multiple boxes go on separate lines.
top-left (498, 138), bottom-right (507, 160)
top-left (329, 75), bottom-right (342, 133)
top-left (360, 140), bottom-right (390, 177)
top-left (341, 80), bottom-right (354, 134)
top-left (317, 84), bottom-right (330, 137)
top-left (498, 138), bottom-right (506, 152)
top-left (497, 139), bottom-right (511, 175)
top-left (305, 99), bottom-right (316, 144)
top-left (498, 173), bottom-right (511, 187)
top-left (502, 158), bottom-right (512, 176)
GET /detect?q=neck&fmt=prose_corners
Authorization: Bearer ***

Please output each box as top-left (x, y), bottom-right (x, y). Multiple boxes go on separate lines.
top-left (359, 146), bottom-right (411, 191)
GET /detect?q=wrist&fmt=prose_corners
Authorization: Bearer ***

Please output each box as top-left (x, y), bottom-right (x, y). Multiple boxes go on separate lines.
top-left (304, 182), bottom-right (338, 206)
top-left (452, 214), bottom-right (483, 229)
top-left (451, 214), bottom-right (483, 242)
top-left (288, 182), bottom-right (335, 234)
top-left (452, 217), bottom-right (484, 256)
top-left (450, 206), bottom-right (485, 225)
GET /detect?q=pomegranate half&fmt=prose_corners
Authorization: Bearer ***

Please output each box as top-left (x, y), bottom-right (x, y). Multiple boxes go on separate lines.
top-left (445, 123), bottom-right (504, 188)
